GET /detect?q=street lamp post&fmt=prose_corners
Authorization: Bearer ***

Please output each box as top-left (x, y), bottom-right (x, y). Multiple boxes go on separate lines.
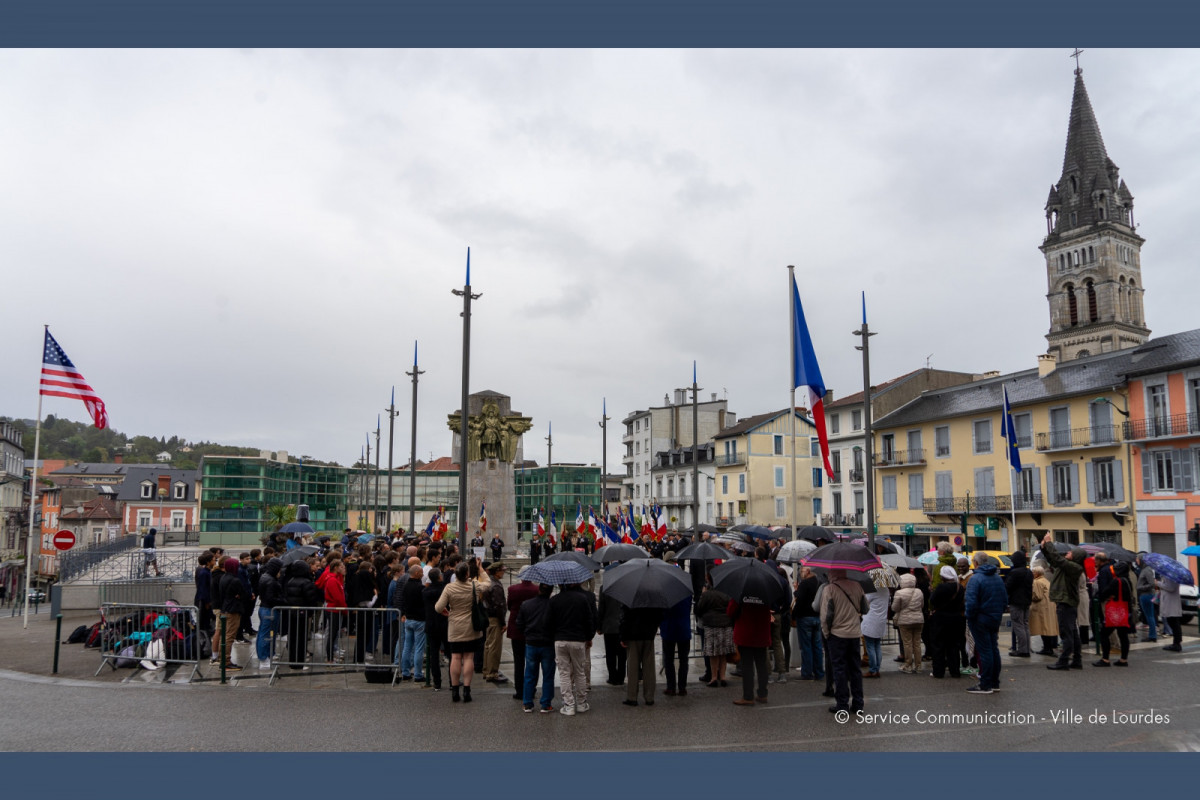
top-left (853, 294), bottom-right (878, 550)
top-left (546, 422), bottom-right (553, 530)
top-left (599, 401), bottom-right (609, 528)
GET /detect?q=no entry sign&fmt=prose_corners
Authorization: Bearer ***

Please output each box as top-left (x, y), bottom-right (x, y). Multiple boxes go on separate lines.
top-left (53, 530), bottom-right (76, 551)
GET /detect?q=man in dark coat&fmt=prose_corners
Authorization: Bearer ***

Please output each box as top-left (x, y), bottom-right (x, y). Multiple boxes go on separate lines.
top-left (217, 557), bottom-right (249, 671)
top-left (1005, 550), bottom-right (1033, 657)
top-left (596, 580), bottom-right (626, 685)
top-left (964, 552), bottom-right (1008, 694)
top-left (507, 576), bottom-right (540, 700)
top-left (1040, 533), bottom-right (1086, 671)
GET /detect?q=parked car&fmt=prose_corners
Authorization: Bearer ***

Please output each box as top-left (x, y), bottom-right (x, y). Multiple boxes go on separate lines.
top-left (27, 589), bottom-right (46, 603)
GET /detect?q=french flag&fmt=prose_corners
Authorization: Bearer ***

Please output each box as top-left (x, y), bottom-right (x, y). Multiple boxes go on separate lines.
top-left (792, 273), bottom-right (835, 481)
top-left (655, 504), bottom-right (667, 541)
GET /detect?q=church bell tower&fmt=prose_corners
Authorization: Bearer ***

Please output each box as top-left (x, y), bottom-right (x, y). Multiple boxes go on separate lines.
top-left (1041, 59), bottom-right (1150, 362)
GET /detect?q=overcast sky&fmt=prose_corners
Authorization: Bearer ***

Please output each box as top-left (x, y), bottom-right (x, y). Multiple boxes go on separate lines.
top-left (3, 49), bottom-right (1198, 469)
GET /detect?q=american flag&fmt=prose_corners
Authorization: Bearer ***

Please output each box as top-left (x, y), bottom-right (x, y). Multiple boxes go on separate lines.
top-left (40, 330), bottom-right (107, 429)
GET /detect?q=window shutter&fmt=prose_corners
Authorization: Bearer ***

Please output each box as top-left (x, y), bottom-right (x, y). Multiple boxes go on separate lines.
top-left (1113, 461), bottom-right (1124, 504)
top-left (1177, 449), bottom-right (1195, 492)
top-left (1069, 463), bottom-right (1080, 505)
top-left (1085, 462), bottom-right (1096, 504)
top-left (1031, 466), bottom-right (1042, 505)
top-left (1142, 455), bottom-right (1152, 493)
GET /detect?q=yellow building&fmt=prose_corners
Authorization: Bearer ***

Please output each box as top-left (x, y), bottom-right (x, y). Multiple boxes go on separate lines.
top-left (713, 409), bottom-right (819, 529)
top-left (873, 354), bottom-right (1135, 555)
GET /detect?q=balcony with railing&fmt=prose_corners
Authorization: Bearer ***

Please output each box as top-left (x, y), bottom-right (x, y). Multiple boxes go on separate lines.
top-left (923, 495), bottom-right (1044, 513)
top-left (828, 471), bottom-right (842, 485)
top-left (874, 448), bottom-right (926, 468)
top-left (1035, 425), bottom-right (1122, 452)
top-left (821, 512), bottom-right (863, 527)
top-left (1125, 412), bottom-right (1200, 441)
top-left (717, 453), bottom-right (746, 467)
top-left (848, 469), bottom-right (864, 483)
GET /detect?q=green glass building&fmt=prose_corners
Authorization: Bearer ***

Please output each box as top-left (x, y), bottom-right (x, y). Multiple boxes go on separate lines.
top-left (513, 464), bottom-right (602, 534)
top-left (199, 456), bottom-right (348, 545)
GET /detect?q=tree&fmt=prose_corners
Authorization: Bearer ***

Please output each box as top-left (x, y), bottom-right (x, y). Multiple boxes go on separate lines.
top-left (265, 505), bottom-right (297, 532)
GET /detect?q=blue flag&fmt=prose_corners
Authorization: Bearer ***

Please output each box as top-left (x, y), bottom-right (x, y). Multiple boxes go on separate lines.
top-left (1002, 385), bottom-right (1022, 473)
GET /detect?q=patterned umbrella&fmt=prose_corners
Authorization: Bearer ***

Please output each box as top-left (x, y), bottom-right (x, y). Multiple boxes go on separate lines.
top-left (543, 551), bottom-right (601, 571)
top-left (917, 551), bottom-right (941, 566)
top-left (519, 560), bottom-right (594, 585)
top-left (1143, 552), bottom-right (1195, 587)
top-left (802, 542), bottom-right (882, 572)
top-left (776, 539), bottom-right (818, 564)
top-left (868, 564), bottom-right (901, 589)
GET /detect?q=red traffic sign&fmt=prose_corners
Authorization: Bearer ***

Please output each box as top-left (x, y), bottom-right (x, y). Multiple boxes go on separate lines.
top-left (53, 530), bottom-right (76, 551)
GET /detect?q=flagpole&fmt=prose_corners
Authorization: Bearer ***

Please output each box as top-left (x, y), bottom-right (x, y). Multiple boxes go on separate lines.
top-left (373, 416), bottom-right (381, 533)
top-left (1008, 466), bottom-right (1018, 552)
top-left (690, 363), bottom-right (700, 534)
top-left (24, 326), bottom-right (47, 629)
top-left (386, 386), bottom-right (396, 535)
top-left (788, 267), bottom-right (798, 542)
top-left (406, 342), bottom-right (423, 539)
top-left (452, 249), bottom-right (480, 543)
top-left (854, 291), bottom-right (877, 551)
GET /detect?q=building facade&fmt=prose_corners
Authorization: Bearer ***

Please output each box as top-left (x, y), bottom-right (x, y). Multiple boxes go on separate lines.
top-left (822, 369), bottom-right (976, 532)
top-left (649, 443), bottom-right (715, 530)
top-left (1, 422), bottom-right (25, 554)
top-left (622, 391), bottom-right (735, 506)
top-left (514, 464), bottom-right (602, 535)
top-left (713, 409), bottom-right (818, 529)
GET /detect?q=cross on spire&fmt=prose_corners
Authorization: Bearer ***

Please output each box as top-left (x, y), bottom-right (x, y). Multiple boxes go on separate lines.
top-left (1071, 48), bottom-right (1084, 75)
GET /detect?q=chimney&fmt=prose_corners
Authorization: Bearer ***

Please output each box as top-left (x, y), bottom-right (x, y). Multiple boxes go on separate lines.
top-left (157, 474), bottom-right (171, 497)
top-left (113, 453), bottom-right (123, 465)
top-left (711, 392), bottom-right (717, 402)
top-left (825, 390), bottom-right (834, 404)
top-left (674, 389), bottom-right (685, 405)
top-left (981, 371), bottom-right (1000, 380)
top-left (1038, 353), bottom-right (1058, 378)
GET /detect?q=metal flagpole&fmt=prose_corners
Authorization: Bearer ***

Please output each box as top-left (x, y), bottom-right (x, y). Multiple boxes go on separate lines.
top-left (854, 291), bottom-right (878, 550)
top-left (599, 401), bottom-right (608, 530)
top-left (691, 363), bottom-right (700, 534)
top-left (373, 416), bottom-right (381, 533)
top-left (23, 328), bottom-right (46, 628)
top-left (406, 343), bottom-right (424, 539)
top-left (788, 267), bottom-right (798, 542)
top-left (365, 434), bottom-right (372, 531)
top-left (386, 386), bottom-right (397, 534)
top-left (1008, 466), bottom-right (1018, 552)
top-left (452, 248), bottom-right (480, 542)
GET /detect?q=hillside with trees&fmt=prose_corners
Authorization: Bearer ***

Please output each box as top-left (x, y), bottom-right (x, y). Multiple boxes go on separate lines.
top-left (1, 416), bottom-right (336, 469)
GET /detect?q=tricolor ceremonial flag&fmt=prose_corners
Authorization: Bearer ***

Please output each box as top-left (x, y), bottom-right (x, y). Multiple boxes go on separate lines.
top-left (436, 505), bottom-right (449, 541)
top-left (623, 503), bottom-right (635, 543)
top-left (547, 510), bottom-right (558, 546)
top-left (1002, 385), bottom-right (1023, 473)
top-left (655, 504), bottom-right (667, 541)
top-left (576, 503), bottom-right (585, 538)
top-left (640, 505), bottom-right (652, 539)
top-left (40, 329), bottom-right (108, 429)
top-left (479, 502), bottom-right (487, 534)
top-left (791, 274), bottom-right (834, 481)
top-left (535, 510), bottom-right (545, 540)
top-left (424, 511), bottom-right (439, 538)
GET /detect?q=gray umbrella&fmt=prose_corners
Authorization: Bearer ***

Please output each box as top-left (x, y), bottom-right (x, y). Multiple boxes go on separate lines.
top-left (280, 545), bottom-right (320, 565)
top-left (600, 559), bottom-right (694, 609)
top-left (879, 552), bottom-right (925, 570)
top-left (674, 541), bottom-right (729, 562)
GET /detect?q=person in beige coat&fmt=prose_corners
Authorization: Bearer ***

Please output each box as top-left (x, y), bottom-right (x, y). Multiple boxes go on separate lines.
top-left (891, 573), bottom-right (925, 673)
top-left (1029, 566), bottom-right (1059, 654)
top-left (434, 562), bottom-right (488, 703)
top-left (1076, 572), bottom-right (1092, 646)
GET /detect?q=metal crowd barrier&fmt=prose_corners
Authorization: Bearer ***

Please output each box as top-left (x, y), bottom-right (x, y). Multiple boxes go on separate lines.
top-left (98, 579), bottom-right (180, 607)
top-left (95, 602), bottom-right (204, 683)
top-left (268, 605), bottom-right (402, 686)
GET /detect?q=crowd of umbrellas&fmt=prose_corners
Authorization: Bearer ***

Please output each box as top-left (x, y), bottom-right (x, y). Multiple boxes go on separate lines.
top-left (513, 525), bottom-right (936, 614)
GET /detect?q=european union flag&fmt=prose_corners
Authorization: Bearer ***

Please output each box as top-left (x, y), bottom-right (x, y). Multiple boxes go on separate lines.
top-left (1001, 385), bottom-right (1022, 473)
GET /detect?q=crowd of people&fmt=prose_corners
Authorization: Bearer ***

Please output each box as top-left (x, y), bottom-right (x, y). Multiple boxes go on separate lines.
top-left (191, 527), bottom-right (1190, 720)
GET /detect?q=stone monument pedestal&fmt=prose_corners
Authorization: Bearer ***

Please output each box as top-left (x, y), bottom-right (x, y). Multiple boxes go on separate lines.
top-left (449, 390), bottom-right (532, 549)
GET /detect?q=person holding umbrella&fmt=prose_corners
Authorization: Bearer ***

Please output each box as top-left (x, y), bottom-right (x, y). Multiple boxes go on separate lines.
top-left (620, 603), bottom-right (665, 707)
top-left (548, 579), bottom-right (597, 716)
top-left (728, 591), bottom-right (772, 706)
top-left (695, 575), bottom-right (734, 687)
top-left (820, 568), bottom-right (869, 715)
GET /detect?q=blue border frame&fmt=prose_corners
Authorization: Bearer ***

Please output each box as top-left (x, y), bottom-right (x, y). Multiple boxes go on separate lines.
top-left (1, 0), bottom-right (1199, 47)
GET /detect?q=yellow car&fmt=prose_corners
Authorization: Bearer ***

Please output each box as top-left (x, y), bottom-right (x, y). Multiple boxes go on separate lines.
top-left (972, 550), bottom-right (1013, 575)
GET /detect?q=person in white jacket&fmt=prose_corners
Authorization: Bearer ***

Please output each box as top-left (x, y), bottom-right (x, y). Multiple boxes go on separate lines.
top-left (891, 573), bottom-right (925, 673)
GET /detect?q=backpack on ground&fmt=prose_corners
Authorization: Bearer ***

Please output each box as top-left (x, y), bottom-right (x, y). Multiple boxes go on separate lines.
top-left (84, 622), bottom-right (104, 648)
top-left (65, 625), bottom-right (90, 644)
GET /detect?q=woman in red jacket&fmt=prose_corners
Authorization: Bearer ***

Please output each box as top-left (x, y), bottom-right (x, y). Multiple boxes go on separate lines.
top-left (728, 596), bottom-right (772, 706)
top-left (320, 561), bottom-right (348, 662)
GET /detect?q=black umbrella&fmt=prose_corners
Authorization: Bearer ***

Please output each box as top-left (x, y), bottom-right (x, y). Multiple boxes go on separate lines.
top-left (684, 523), bottom-right (720, 535)
top-left (600, 559), bottom-right (694, 609)
top-left (543, 550), bottom-right (601, 571)
top-left (709, 558), bottom-right (788, 606)
top-left (279, 521), bottom-right (315, 535)
top-left (797, 524), bottom-right (835, 543)
top-left (740, 525), bottom-right (778, 542)
top-left (801, 542), bottom-right (882, 572)
top-left (280, 544), bottom-right (320, 565)
top-left (1080, 542), bottom-right (1137, 562)
top-left (674, 541), bottom-right (730, 562)
top-left (593, 543), bottom-right (651, 563)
